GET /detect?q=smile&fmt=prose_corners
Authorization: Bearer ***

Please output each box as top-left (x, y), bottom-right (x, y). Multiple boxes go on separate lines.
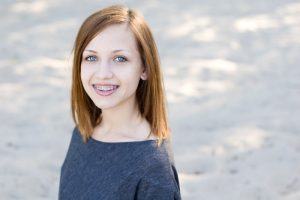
top-left (92, 84), bottom-right (119, 96)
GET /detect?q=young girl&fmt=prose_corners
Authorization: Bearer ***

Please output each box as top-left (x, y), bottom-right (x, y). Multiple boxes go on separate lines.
top-left (59, 4), bottom-right (181, 200)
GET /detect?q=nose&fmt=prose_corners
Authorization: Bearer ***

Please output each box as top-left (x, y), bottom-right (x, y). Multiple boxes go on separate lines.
top-left (94, 60), bottom-right (113, 79)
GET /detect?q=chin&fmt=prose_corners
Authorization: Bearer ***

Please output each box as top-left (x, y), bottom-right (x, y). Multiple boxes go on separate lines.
top-left (93, 98), bottom-right (126, 110)
top-left (94, 102), bottom-right (116, 110)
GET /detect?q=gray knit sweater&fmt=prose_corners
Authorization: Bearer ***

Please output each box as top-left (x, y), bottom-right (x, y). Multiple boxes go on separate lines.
top-left (58, 126), bottom-right (181, 199)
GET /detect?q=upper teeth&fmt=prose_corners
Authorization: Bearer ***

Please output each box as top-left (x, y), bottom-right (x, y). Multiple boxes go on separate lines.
top-left (95, 85), bottom-right (116, 91)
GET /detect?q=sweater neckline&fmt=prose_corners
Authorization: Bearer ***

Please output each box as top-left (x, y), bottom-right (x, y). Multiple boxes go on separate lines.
top-left (89, 136), bottom-right (159, 145)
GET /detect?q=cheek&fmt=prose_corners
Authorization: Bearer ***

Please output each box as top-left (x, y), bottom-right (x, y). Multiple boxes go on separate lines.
top-left (121, 68), bottom-right (143, 89)
top-left (120, 67), bottom-right (141, 82)
top-left (80, 65), bottom-right (95, 97)
top-left (80, 64), bottom-right (93, 83)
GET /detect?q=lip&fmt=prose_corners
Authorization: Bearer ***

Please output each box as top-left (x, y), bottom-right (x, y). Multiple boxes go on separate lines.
top-left (92, 84), bottom-right (119, 96)
top-left (92, 83), bottom-right (119, 86)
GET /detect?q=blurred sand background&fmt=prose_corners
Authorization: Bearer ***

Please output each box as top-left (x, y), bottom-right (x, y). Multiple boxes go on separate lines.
top-left (1, 0), bottom-right (300, 199)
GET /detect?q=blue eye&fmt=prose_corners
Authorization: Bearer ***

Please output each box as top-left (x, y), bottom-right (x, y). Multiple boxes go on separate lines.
top-left (114, 56), bottom-right (127, 63)
top-left (85, 55), bottom-right (97, 62)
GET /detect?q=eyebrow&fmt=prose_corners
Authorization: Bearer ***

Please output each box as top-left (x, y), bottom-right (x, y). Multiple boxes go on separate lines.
top-left (84, 49), bottom-right (130, 53)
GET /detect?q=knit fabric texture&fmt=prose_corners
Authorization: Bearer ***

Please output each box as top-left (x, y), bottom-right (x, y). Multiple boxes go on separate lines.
top-left (58, 127), bottom-right (182, 200)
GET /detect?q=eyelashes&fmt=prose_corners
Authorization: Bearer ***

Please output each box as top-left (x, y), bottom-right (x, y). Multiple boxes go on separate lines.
top-left (114, 56), bottom-right (127, 62)
top-left (85, 55), bottom-right (97, 62)
top-left (84, 55), bottom-right (128, 63)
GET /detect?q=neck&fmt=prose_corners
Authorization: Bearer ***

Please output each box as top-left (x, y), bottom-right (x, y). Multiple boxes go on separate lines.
top-left (99, 95), bottom-right (143, 134)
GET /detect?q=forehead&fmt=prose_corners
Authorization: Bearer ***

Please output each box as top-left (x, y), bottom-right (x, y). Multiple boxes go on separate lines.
top-left (84, 23), bottom-right (138, 53)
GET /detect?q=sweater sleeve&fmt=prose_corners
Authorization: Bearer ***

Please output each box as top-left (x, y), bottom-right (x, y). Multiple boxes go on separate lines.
top-left (134, 164), bottom-right (181, 200)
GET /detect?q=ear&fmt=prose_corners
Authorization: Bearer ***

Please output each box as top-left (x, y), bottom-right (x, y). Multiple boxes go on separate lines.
top-left (140, 67), bottom-right (148, 80)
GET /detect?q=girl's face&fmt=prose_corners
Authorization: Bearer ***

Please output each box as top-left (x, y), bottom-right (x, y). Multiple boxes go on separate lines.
top-left (81, 23), bottom-right (147, 110)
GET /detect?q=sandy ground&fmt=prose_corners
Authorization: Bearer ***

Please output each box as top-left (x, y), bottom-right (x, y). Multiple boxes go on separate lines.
top-left (1, 0), bottom-right (300, 199)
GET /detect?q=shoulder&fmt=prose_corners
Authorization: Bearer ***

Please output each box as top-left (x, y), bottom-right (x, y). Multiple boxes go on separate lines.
top-left (135, 160), bottom-right (181, 200)
top-left (135, 139), bottom-right (174, 173)
top-left (60, 126), bottom-right (82, 171)
top-left (64, 126), bottom-right (86, 156)
top-left (71, 126), bottom-right (85, 144)
top-left (134, 141), bottom-right (181, 199)
top-left (72, 126), bottom-right (81, 139)
top-left (141, 161), bottom-right (180, 188)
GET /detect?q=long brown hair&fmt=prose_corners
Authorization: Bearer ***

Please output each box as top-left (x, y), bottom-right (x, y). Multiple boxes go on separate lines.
top-left (70, 4), bottom-right (170, 147)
